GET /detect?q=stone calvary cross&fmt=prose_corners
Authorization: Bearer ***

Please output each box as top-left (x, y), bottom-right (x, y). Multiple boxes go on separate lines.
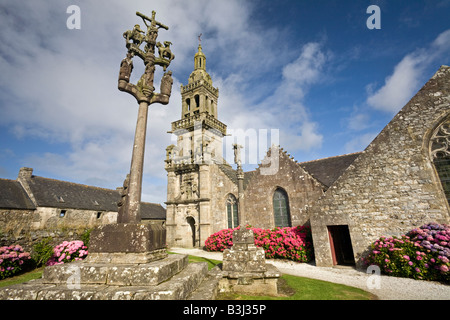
top-left (118, 10), bottom-right (174, 223)
top-left (88, 10), bottom-right (173, 261)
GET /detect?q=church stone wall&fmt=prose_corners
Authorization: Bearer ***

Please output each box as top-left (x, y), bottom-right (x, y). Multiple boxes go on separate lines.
top-left (310, 65), bottom-right (450, 267)
top-left (210, 165), bottom-right (239, 232)
top-left (243, 149), bottom-right (325, 229)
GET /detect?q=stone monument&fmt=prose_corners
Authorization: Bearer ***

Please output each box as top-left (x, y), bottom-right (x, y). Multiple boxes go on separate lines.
top-left (88, 10), bottom-right (175, 263)
top-left (0, 12), bottom-right (216, 300)
top-left (220, 145), bottom-right (281, 295)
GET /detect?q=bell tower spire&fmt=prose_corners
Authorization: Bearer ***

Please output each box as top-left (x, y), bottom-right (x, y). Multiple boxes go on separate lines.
top-left (166, 39), bottom-right (227, 167)
top-left (177, 38), bottom-right (221, 121)
top-left (195, 34), bottom-right (206, 71)
top-left (165, 39), bottom-right (228, 249)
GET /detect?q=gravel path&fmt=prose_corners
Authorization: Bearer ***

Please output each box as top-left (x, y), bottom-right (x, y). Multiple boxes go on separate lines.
top-left (170, 247), bottom-right (450, 300)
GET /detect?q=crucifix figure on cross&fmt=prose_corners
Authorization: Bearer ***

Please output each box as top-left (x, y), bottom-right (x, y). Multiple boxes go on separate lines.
top-left (232, 143), bottom-right (243, 168)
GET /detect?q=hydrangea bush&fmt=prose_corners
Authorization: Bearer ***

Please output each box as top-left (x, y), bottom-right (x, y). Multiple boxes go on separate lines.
top-left (0, 245), bottom-right (32, 280)
top-left (46, 240), bottom-right (88, 266)
top-left (362, 223), bottom-right (450, 283)
top-left (205, 225), bottom-right (313, 263)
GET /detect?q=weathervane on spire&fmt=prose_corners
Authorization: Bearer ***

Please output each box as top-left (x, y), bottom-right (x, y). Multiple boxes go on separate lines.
top-left (198, 33), bottom-right (202, 45)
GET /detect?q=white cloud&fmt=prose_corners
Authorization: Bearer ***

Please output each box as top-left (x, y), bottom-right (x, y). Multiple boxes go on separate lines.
top-left (0, 0), bottom-right (330, 203)
top-left (347, 112), bottom-right (371, 131)
top-left (367, 29), bottom-right (450, 113)
top-left (366, 54), bottom-right (426, 113)
top-left (344, 132), bottom-right (378, 154)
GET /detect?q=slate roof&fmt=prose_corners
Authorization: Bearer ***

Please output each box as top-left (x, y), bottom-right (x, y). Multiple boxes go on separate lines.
top-left (299, 152), bottom-right (362, 188)
top-left (141, 202), bottom-right (166, 220)
top-left (0, 172), bottom-right (166, 220)
top-left (0, 179), bottom-right (35, 210)
top-left (27, 176), bottom-right (120, 211)
top-left (217, 164), bottom-right (255, 190)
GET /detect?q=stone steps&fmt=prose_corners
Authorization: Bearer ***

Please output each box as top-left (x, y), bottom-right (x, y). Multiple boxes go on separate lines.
top-left (0, 254), bottom-right (210, 300)
top-left (42, 253), bottom-right (189, 286)
top-left (187, 265), bottom-right (224, 300)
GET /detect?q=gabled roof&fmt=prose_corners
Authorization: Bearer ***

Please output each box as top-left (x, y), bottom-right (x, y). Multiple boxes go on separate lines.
top-left (0, 179), bottom-right (35, 210)
top-left (299, 152), bottom-right (362, 188)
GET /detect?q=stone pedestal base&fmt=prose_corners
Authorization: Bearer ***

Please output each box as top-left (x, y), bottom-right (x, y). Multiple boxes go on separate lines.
top-left (222, 245), bottom-right (266, 273)
top-left (89, 223), bottom-right (166, 254)
top-left (219, 264), bottom-right (281, 296)
top-left (0, 254), bottom-right (212, 300)
top-left (85, 249), bottom-right (168, 264)
top-left (220, 228), bottom-right (281, 296)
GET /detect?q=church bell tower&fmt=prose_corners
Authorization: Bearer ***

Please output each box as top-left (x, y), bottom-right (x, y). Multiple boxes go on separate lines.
top-left (165, 41), bottom-right (227, 248)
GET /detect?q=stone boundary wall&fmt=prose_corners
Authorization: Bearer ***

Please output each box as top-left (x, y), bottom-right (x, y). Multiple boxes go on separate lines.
top-left (0, 208), bottom-right (117, 252)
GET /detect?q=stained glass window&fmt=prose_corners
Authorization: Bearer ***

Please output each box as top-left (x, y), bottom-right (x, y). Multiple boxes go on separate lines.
top-left (273, 188), bottom-right (291, 227)
top-left (226, 194), bottom-right (238, 228)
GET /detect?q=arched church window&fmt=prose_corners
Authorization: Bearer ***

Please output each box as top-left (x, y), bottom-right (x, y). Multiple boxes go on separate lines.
top-left (430, 118), bottom-right (450, 206)
top-left (273, 188), bottom-right (291, 227)
top-left (226, 194), bottom-right (239, 228)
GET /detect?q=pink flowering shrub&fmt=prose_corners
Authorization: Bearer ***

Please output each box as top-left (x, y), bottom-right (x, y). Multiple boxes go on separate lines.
top-left (362, 223), bottom-right (450, 283)
top-left (205, 225), bottom-right (313, 263)
top-left (46, 240), bottom-right (88, 266)
top-left (0, 245), bottom-right (32, 280)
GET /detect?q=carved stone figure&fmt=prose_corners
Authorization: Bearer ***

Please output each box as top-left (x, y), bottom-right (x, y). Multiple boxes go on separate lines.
top-left (123, 24), bottom-right (145, 47)
top-left (119, 52), bottom-right (134, 82)
top-left (156, 41), bottom-right (175, 63)
top-left (233, 144), bottom-right (243, 167)
top-left (137, 64), bottom-right (155, 94)
top-left (160, 71), bottom-right (173, 96)
top-left (117, 174), bottom-right (130, 222)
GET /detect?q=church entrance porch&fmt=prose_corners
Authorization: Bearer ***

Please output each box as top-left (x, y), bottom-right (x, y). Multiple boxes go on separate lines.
top-left (327, 225), bottom-right (355, 266)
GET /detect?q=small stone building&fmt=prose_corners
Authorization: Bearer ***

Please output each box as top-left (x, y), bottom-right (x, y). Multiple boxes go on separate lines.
top-left (165, 43), bottom-right (450, 269)
top-left (0, 167), bottom-right (166, 249)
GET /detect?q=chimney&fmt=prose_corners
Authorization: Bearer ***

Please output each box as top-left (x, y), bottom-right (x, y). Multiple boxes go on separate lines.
top-left (18, 167), bottom-right (33, 181)
top-left (17, 167), bottom-right (37, 206)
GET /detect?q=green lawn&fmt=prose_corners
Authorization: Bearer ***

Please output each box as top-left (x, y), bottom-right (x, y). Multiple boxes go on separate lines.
top-left (0, 267), bottom-right (44, 288)
top-left (184, 254), bottom-right (376, 300)
top-left (217, 274), bottom-right (376, 300)
top-left (0, 254), bottom-right (376, 300)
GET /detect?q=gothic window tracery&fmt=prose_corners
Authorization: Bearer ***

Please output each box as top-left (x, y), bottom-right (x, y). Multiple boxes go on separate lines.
top-left (226, 194), bottom-right (239, 228)
top-left (430, 118), bottom-right (450, 206)
top-left (273, 188), bottom-right (291, 228)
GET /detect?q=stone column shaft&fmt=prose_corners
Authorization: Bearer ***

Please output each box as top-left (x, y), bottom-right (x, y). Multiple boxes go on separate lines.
top-left (124, 100), bottom-right (149, 223)
top-left (237, 167), bottom-right (244, 226)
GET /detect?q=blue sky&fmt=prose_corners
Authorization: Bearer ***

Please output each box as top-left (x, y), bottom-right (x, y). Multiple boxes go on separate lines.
top-left (0, 0), bottom-right (449, 205)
